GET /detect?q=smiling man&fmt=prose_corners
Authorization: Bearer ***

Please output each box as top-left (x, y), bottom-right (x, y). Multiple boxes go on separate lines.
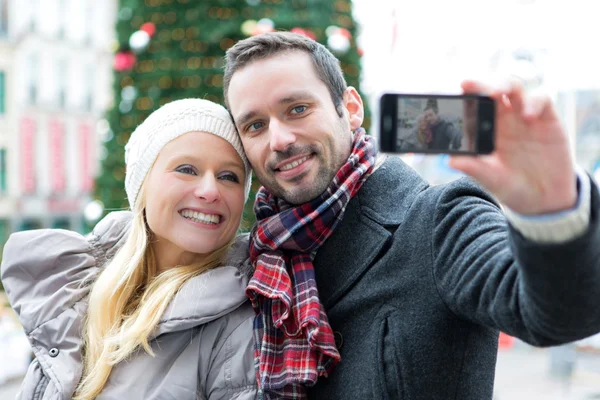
top-left (226, 51), bottom-right (356, 205)
top-left (223, 32), bottom-right (600, 400)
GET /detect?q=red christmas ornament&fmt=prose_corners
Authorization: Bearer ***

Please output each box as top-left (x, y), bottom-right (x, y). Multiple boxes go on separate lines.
top-left (357, 47), bottom-right (364, 57)
top-left (140, 22), bottom-right (157, 37)
top-left (291, 27), bottom-right (316, 41)
top-left (304, 29), bottom-right (316, 40)
top-left (114, 51), bottom-right (136, 72)
top-left (338, 28), bottom-right (352, 39)
top-left (291, 27), bottom-right (306, 36)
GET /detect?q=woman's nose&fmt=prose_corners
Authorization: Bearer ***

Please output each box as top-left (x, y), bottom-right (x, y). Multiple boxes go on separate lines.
top-left (194, 176), bottom-right (220, 203)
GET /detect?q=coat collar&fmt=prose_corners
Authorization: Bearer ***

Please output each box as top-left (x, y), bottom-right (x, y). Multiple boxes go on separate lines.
top-left (151, 235), bottom-right (252, 339)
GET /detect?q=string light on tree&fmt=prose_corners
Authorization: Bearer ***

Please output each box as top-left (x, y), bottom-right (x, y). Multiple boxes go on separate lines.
top-left (121, 85), bottom-right (138, 102)
top-left (254, 18), bottom-right (275, 35)
top-left (325, 25), bottom-right (352, 54)
top-left (241, 20), bottom-right (258, 36)
top-left (129, 30), bottom-right (151, 53)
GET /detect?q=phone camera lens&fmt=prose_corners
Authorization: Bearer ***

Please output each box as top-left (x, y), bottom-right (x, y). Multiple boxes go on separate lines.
top-left (481, 121), bottom-right (492, 131)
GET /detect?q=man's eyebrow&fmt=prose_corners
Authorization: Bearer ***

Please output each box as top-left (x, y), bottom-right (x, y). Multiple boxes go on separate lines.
top-left (278, 91), bottom-right (315, 105)
top-left (236, 111), bottom-right (258, 129)
top-left (235, 91), bottom-right (316, 128)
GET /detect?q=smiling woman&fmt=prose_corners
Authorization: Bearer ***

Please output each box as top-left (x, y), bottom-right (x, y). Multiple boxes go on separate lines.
top-left (0, 99), bottom-right (256, 400)
top-left (143, 131), bottom-right (246, 272)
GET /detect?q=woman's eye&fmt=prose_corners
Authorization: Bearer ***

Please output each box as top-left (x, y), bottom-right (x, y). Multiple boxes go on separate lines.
top-left (219, 173), bottom-right (240, 183)
top-left (175, 165), bottom-right (196, 175)
top-left (291, 105), bottom-right (307, 115)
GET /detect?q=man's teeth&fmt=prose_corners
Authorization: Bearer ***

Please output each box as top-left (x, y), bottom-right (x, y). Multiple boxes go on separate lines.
top-left (181, 210), bottom-right (220, 225)
top-left (280, 155), bottom-right (310, 171)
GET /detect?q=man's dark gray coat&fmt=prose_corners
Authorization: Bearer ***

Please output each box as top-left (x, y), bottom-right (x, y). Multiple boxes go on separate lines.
top-left (308, 157), bottom-right (600, 400)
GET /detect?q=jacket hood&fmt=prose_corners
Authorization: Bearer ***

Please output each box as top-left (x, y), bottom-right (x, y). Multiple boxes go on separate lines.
top-left (88, 211), bottom-right (253, 338)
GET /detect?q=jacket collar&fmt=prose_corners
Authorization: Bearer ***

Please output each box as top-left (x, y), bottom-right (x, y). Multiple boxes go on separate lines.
top-left (151, 236), bottom-right (252, 339)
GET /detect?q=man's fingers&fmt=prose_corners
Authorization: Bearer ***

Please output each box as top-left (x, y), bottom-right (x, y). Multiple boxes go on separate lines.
top-left (503, 79), bottom-right (525, 114)
top-left (523, 91), bottom-right (555, 121)
top-left (462, 79), bottom-right (517, 117)
top-left (461, 80), bottom-right (493, 95)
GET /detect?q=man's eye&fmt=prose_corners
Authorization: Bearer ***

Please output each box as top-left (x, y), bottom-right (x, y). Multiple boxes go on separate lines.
top-left (219, 172), bottom-right (240, 183)
top-left (291, 105), bottom-right (307, 115)
top-left (247, 122), bottom-right (265, 132)
top-left (175, 165), bottom-right (196, 175)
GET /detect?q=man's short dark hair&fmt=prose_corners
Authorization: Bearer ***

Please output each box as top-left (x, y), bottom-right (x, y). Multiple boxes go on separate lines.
top-left (424, 99), bottom-right (439, 114)
top-left (224, 32), bottom-right (347, 117)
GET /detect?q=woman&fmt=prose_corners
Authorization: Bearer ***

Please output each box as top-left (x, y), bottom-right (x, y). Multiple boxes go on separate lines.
top-left (1, 99), bottom-right (256, 399)
top-left (415, 116), bottom-right (432, 149)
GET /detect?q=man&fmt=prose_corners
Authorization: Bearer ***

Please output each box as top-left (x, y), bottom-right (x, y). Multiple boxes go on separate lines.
top-left (223, 32), bottom-right (600, 399)
top-left (422, 101), bottom-right (462, 150)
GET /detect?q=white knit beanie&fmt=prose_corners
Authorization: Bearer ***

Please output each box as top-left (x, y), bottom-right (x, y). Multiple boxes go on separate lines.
top-left (124, 98), bottom-right (251, 208)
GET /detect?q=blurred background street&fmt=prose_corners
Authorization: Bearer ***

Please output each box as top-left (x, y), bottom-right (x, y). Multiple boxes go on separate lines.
top-left (1, 0), bottom-right (600, 398)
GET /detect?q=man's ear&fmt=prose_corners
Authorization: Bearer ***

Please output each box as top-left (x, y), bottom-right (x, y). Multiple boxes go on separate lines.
top-left (343, 87), bottom-right (364, 130)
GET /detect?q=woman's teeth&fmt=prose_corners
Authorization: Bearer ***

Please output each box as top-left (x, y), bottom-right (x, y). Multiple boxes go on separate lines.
top-left (181, 210), bottom-right (220, 224)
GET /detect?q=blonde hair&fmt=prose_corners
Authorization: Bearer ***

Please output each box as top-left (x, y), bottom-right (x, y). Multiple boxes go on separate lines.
top-left (416, 116), bottom-right (430, 145)
top-left (74, 185), bottom-right (234, 399)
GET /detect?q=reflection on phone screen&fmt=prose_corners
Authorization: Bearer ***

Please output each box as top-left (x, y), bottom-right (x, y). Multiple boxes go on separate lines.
top-left (396, 97), bottom-right (478, 153)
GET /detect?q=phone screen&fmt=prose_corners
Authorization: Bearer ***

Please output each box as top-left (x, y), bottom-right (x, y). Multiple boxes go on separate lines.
top-left (379, 93), bottom-right (495, 155)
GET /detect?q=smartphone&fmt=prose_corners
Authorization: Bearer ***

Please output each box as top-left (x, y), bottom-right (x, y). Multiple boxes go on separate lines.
top-left (378, 93), bottom-right (495, 154)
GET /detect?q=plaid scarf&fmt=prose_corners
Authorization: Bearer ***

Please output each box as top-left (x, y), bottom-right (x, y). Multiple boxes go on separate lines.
top-left (246, 129), bottom-right (377, 399)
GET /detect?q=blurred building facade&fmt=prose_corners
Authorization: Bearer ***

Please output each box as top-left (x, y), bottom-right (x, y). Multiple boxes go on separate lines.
top-left (0, 0), bottom-right (116, 250)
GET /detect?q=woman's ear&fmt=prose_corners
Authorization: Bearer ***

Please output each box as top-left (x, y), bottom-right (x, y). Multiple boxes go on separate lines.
top-left (343, 87), bottom-right (364, 130)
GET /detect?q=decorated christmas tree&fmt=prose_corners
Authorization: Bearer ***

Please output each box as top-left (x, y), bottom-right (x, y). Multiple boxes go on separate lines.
top-left (95, 0), bottom-right (368, 231)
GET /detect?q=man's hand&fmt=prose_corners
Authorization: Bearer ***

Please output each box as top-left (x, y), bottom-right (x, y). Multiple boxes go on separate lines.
top-left (449, 79), bottom-right (577, 215)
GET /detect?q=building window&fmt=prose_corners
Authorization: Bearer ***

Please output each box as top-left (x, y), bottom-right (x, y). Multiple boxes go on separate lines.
top-left (52, 218), bottom-right (70, 230)
top-left (84, 64), bottom-right (93, 112)
top-left (28, 55), bottom-right (38, 105)
top-left (19, 219), bottom-right (42, 231)
top-left (0, 71), bottom-right (4, 114)
top-left (84, 1), bottom-right (93, 45)
top-left (29, 0), bottom-right (36, 32)
top-left (0, 220), bottom-right (8, 262)
top-left (0, 148), bottom-right (6, 195)
top-left (0, 0), bottom-right (7, 37)
top-left (57, 59), bottom-right (67, 109)
top-left (57, 0), bottom-right (65, 39)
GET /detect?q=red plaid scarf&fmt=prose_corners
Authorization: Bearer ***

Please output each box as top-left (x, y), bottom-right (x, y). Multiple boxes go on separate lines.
top-left (246, 129), bottom-right (377, 399)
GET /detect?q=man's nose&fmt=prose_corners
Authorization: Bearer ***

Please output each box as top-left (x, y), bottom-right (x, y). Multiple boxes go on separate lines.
top-left (269, 120), bottom-right (297, 152)
top-left (194, 175), bottom-right (220, 203)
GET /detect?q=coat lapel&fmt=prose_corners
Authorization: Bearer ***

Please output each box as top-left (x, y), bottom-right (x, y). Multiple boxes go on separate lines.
top-left (312, 157), bottom-right (429, 310)
top-left (313, 197), bottom-right (391, 309)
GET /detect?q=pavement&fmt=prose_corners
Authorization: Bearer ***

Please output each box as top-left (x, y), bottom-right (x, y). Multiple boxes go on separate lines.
top-left (0, 344), bottom-right (599, 399)
top-left (0, 377), bottom-right (21, 399)
top-left (494, 344), bottom-right (600, 400)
